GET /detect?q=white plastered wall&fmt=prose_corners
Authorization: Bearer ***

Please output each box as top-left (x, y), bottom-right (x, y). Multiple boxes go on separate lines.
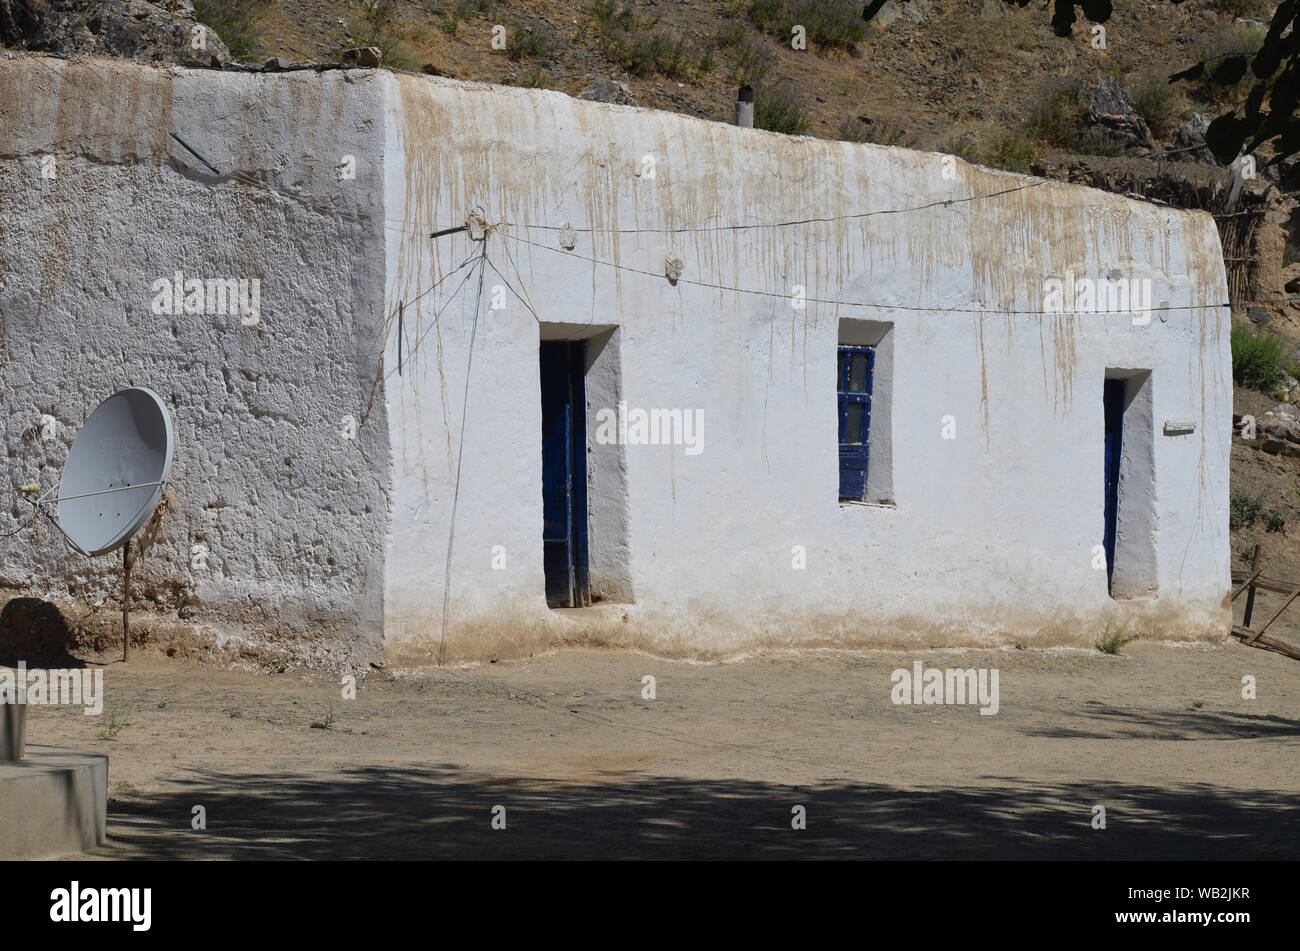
top-left (379, 73), bottom-right (1231, 662)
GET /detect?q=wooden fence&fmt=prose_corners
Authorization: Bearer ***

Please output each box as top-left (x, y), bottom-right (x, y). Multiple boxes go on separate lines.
top-left (1229, 545), bottom-right (1300, 661)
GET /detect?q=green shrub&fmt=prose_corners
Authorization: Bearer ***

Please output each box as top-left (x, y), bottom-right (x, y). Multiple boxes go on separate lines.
top-left (344, 33), bottom-right (419, 70)
top-left (1197, 23), bottom-right (1270, 100)
top-left (940, 134), bottom-right (979, 163)
top-left (980, 133), bottom-right (1038, 173)
top-left (1024, 82), bottom-right (1090, 149)
top-left (1072, 128), bottom-right (1125, 157)
top-left (591, 0), bottom-right (641, 31)
top-left (1211, 0), bottom-right (1263, 18)
top-left (938, 130), bottom-right (1036, 173)
top-left (1201, 21), bottom-right (1267, 61)
top-left (592, 1), bottom-right (699, 78)
top-left (1126, 73), bottom-right (1180, 140)
top-left (1021, 79), bottom-right (1129, 155)
top-left (711, 23), bottom-right (774, 84)
top-left (646, 34), bottom-right (693, 76)
top-left (335, 0), bottom-right (423, 72)
top-left (506, 70), bottom-right (553, 89)
top-left (748, 0), bottom-right (864, 51)
top-left (507, 25), bottom-right (555, 62)
top-left (1096, 620), bottom-right (1134, 655)
top-left (1229, 492), bottom-right (1286, 535)
top-left (714, 22), bottom-right (750, 52)
top-left (1230, 491), bottom-right (1265, 531)
top-left (98, 707), bottom-right (133, 740)
top-left (722, 31), bottom-right (773, 84)
top-left (606, 32), bottom-right (692, 77)
top-left (192, 0), bottom-right (269, 60)
top-left (1231, 325), bottom-right (1292, 390)
top-left (838, 117), bottom-right (915, 148)
top-left (441, 0), bottom-right (496, 35)
top-left (754, 83), bottom-right (808, 135)
top-left (748, 0), bottom-right (785, 32)
top-left (360, 0), bottom-right (393, 30)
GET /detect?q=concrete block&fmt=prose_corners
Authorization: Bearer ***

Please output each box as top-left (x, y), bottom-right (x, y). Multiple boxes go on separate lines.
top-left (1, 703), bottom-right (25, 761)
top-left (0, 746), bottom-right (107, 859)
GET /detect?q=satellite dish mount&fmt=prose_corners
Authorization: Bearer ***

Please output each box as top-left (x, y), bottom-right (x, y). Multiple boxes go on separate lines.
top-left (22, 387), bottom-right (175, 662)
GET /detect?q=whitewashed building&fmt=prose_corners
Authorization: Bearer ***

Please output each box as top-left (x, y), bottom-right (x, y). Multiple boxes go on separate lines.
top-left (0, 58), bottom-right (1232, 666)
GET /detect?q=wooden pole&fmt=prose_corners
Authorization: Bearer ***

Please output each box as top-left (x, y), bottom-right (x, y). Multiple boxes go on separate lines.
top-left (1243, 543), bottom-right (1262, 629)
top-left (122, 539), bottom-right (132, 663)
top-left (1245, 581), bottom-right (1300, 645)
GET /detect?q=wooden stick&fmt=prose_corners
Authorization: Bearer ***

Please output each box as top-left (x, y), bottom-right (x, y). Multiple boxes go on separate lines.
top-left (1231, 627), bottom-right (1300, 661)
top-left (1230, 574), bottom-right (1297, 598)
top-left (1231, 569), bottom-right (1262, 601)
top-left (122, 539), bottom-right (132, 663)
top-left (1242, 544), bottom-right (1262, 625)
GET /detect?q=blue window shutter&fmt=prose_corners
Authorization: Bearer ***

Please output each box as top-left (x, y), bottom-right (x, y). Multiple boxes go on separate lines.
top-left (838, 346), bottom-right (874, 501)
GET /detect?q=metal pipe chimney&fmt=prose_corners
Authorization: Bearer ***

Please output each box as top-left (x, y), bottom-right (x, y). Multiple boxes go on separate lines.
top-left (735, 85), bottom-right (754, 128)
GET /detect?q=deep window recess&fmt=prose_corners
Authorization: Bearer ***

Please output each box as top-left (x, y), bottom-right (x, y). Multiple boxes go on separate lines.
top-left (540, 340), bottom-right (590, 608)
top-left (1102, 370), bottom-right (1157, 599)
top-left (1102, 377), bottom-right (1125, 592)
top-left (838, 345), bottom-right (875, 502)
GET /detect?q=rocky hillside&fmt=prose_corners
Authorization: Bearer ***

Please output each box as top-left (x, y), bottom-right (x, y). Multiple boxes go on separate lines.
top-left (6, 1), bottom-right (1296, 296)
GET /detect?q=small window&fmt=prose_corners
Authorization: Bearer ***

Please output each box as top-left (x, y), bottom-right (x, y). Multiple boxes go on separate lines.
top-left (838, 345), bottom-right (874, 501)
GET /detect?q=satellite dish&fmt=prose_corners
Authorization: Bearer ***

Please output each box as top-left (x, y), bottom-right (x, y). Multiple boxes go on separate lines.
top-left (55, 387), bottom-right (174, 557)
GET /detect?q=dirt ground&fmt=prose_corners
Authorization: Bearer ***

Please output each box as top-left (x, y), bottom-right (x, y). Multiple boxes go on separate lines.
top-left (19, 640), bottom-right (1300, 860)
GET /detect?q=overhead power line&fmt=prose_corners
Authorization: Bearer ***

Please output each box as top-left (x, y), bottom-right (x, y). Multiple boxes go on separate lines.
top-left (500, 230), bottom-right (1286, 316)
top-left (503, 181), bottom-right (1051, 235)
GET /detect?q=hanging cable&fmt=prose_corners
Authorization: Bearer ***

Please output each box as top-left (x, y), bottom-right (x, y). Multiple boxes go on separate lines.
top-left (500, 230), bottom-right (1276, 315)
top-left (438, 241), bottom-right (490, 668)
top-left (383, 253), bottom-right (485, 383)
top-left (483, 252), bottom-right (541, 324)
top-left (0, 508), bottom-right (40, 539)
top-left (503, 181), bottom-right (1050, 235)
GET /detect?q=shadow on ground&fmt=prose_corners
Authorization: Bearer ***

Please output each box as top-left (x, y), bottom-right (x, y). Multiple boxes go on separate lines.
top-left (0, 597), bottom-right (84, 667)
top-left (98, 767), bottom-right (1300, 859)
top-left (1022, 703), bottom-right (1300, 741)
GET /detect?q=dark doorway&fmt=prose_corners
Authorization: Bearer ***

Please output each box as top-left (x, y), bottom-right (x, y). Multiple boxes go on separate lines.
top-left (1103, 378), bottom-right (1125, 592)
top-left (540, 340), bottom-right (590, 608)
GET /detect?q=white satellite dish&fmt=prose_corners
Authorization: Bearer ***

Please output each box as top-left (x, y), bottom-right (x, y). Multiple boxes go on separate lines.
top-left (18, 387), bottom-right (176, 662)
top-left (55, 387), bottom-right (174, 557)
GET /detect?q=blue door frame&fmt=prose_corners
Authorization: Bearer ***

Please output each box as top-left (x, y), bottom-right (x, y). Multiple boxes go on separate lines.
top-left (1102, 378), bottom-right (1125, 592)
top-left (540, 341), bottom-right (590, 608)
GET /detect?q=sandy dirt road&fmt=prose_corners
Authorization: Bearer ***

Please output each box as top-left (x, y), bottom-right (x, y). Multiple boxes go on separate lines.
top-left (20, 641), bottom-right (1300, 859)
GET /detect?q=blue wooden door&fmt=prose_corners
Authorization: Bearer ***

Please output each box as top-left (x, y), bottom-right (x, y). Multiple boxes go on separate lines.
top-left (540, 341), bottom-right (590, 607)
top-left (838, 346), bottom-right (874, 501)
top-left (1102, 378), bottom-right (1125, 590)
